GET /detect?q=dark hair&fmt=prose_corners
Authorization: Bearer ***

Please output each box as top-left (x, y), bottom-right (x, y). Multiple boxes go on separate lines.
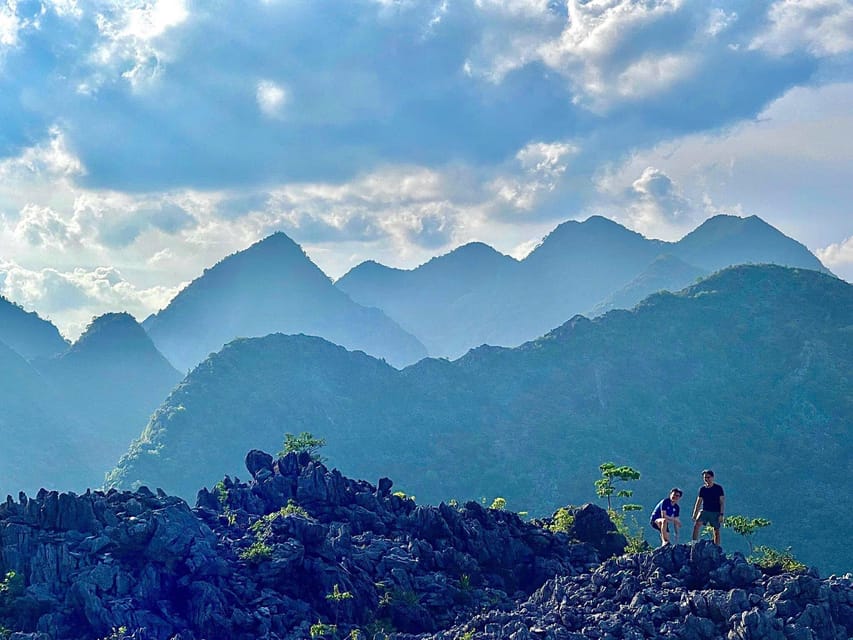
top-left (670, 487), bottom-right (683, 496)
top-left (702, 469), bottom-right (714, 477)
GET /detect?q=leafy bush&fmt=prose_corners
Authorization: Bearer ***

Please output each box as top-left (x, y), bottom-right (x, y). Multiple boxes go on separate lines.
top-left (547, 507), bottom-right (575, 533)
top-left (280, 432), bottom-right (327, 462)
top-left (750, 546), bottom-right (807, 574)
top-left (239, 540), bottom-right (273, 563)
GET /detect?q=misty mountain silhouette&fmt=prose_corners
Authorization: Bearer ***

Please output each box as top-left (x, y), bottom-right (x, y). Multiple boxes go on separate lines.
top-left (0, 339), bottom-right (98, 494)
top-left (109, 264), bottom-right (852, 573)
top-left (589, 254), bottom-right (707, 316)
top-left (338, 214), bottom-right (831, 358)
top-left (35, 312), bottom-right (183, 468)
top-left (142, 232), bottom-right (427, 371)
top-left (0, 295), bottom-right (68, 360)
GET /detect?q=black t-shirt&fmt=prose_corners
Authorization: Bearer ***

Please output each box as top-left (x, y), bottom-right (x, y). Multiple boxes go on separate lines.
top-left (699, 484), bottom-right (724, 512)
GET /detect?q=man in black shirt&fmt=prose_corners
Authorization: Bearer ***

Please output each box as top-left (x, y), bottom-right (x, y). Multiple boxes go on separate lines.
top-left (691, 469), bottom-right (725, 545)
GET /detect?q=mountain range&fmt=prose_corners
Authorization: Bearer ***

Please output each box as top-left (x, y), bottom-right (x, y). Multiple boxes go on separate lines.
top-left (338, 214), bottom-right (830, 358)
top-left (107, 264), bottom-right (852, 573)
top-left (142, 232), bottom-right (428, 371)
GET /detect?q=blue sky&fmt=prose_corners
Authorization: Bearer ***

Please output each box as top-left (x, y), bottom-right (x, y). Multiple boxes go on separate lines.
top-left (0, 0), bottom-right (851, 339)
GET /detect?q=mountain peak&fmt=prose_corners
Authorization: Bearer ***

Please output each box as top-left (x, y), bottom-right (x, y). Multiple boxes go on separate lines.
top-left (674, 214), bottom-right (829, 274)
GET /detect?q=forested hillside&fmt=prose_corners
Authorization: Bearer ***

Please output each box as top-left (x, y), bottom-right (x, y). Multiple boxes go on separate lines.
top-left (109, 265), bottom-right (852, 572)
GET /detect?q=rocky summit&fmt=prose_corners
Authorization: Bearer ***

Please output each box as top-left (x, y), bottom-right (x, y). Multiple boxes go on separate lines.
top-left (0, 451), bottom-right (849, 640)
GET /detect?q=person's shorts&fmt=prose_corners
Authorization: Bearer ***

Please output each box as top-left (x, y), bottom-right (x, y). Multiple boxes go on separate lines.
top-left (651, 520), bottom-right (661, 531)
top-left (697, 510), bottom-right (721, 526)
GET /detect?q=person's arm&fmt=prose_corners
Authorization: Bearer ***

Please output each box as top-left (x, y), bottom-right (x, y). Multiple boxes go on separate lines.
top-left (719, 495), bottom-right (726, 523)
top-left (692, 496), bottom-right (702, 520)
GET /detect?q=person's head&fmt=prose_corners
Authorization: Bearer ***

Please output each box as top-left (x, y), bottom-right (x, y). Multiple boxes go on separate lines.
top-left (670, 488), bottom-right (683, 501)
top-left (702, 469), bottom-right (715, 486)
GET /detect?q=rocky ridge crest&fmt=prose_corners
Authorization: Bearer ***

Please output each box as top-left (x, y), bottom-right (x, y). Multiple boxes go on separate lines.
top-left (0, 450), bottom-right (849, 640)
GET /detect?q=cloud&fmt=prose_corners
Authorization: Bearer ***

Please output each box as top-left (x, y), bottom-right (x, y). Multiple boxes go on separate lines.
top-left (816, 236), bottom-right (853, 282)
top-left (593, 81), bottom-right (853, 248)
top-left (0, 259), bottom-right (183, 339)
top-left (623, 166), bottom-right (692, 236)
top-left (751, 0), bottom-right (853, 57)
top-left (13, 204), bottom-right (82, 249)
top-left (90, 0), bottom-right (190, 87)
top-left (0, 126), bottom-right (84, 180)
top-left (256, 80), bottom-right (288, 118)
top-left (489, 140), bottom-right (578, 212)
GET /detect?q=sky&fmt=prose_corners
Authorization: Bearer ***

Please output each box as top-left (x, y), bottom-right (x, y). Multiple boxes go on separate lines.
top-left (0, 0), bottom-right (851, 340)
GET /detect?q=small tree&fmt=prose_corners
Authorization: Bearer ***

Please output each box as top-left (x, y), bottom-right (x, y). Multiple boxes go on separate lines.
top-left (725, 515), bottom-right (771, 554)
top-left (595, 462), bottom-right (647, 553)
top-left (595, 462), bottom-right (641, 512)
top-left (279, 432), bottom-right (327, 462)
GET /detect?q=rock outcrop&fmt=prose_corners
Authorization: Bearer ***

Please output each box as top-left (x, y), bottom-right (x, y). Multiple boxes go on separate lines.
top-left (0, 450), bottom-right (850, 640)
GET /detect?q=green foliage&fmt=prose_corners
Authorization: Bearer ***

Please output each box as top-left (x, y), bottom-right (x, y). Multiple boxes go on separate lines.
top-left (0, 571), bottom-right (23, 598)
top-left (750, 546), bottom-right (807, 573)
top-left (725, 515), bottom-right (772, 553)
top-left (594, 462), bottom-right (646, 553)
top-left (98, 628), bottom-right (131, 640)
top-left (310, 621), bottom-right (337, 638)
top-left (609, 509), bottom-right (651, 554)
top-left (459, 574), bottom-right (471, 591)
top-left (392, 491), bottom-right (415, 501)
top-left (238, 540), bottom-right (272, 563)
top-left (457, 631), bottom-right (475, 640)
top-left (489, 497), bottom-right (506, 510)
top-left (547, 507), bottom-right (575, 533)
top-left (595, 462), bottom-right (641, 512)
top-left (280, 432), bottom-right (327, 462)
top-left (326, 583), bottom-right (353, 603)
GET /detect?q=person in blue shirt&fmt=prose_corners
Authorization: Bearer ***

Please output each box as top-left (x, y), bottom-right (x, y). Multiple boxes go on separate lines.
top-left (650, 487), bottom-right (683, 546)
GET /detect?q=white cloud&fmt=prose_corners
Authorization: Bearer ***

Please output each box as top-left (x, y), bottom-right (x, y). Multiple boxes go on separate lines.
top-left (256, 80), bottom-right (288, 118)
top-left (622, 166), bottom-right (692, 236)
top-left (13, 204), bottom-right (82, 249)
top-left (0, 259), bottom-right (183, 339)
top-left (90, 0), bottom-right (189, 87)
top-left (538, 0), bottom-right (698, 110)
top-left (490, 140), bottom-right (578, 211)
top-left (0, 1), bottom-right (22, 48)
top-left (751, 0), bottom-right (853, 57)
top-left (593, 82), bottom-right (853, 248)
top-left (816, 236), bottom-right (853, 282)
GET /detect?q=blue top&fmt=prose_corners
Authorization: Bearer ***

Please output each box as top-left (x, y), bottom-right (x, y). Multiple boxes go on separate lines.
top-left (651, 497), bottom-right (680, 523)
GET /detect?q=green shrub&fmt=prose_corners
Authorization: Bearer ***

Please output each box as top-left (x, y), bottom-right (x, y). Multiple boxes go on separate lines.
top-left (280, 432), bottom-right (327, 462)
top-left (239, 540), bottom-right (273, 563)
top-left (489, 497), bottom-right (506, 510)
top-left (750, 546), bottom-right (807, 573)
top-left (547, 507), bottom-right (575, 533)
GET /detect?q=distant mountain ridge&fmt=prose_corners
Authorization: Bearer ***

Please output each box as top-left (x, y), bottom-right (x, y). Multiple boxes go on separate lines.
top-left (0, 312), bottom-right (183, 495)
top-left (0, 295), bottom-right (68, 360)
top-left (337, 214), bottom-right (831, 358)
top-left (35, 312), bottom-right (183, 467)
top-left (143, 232), bottom-right (427, 371)
top-left (109, 264), bottom-right (852, 573)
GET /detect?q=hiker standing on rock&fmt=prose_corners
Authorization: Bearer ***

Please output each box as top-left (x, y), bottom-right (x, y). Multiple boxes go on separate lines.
top-left (650, 488), bottom-right (683, 546)
top-left (692, 469), bottom-right (725, 545)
